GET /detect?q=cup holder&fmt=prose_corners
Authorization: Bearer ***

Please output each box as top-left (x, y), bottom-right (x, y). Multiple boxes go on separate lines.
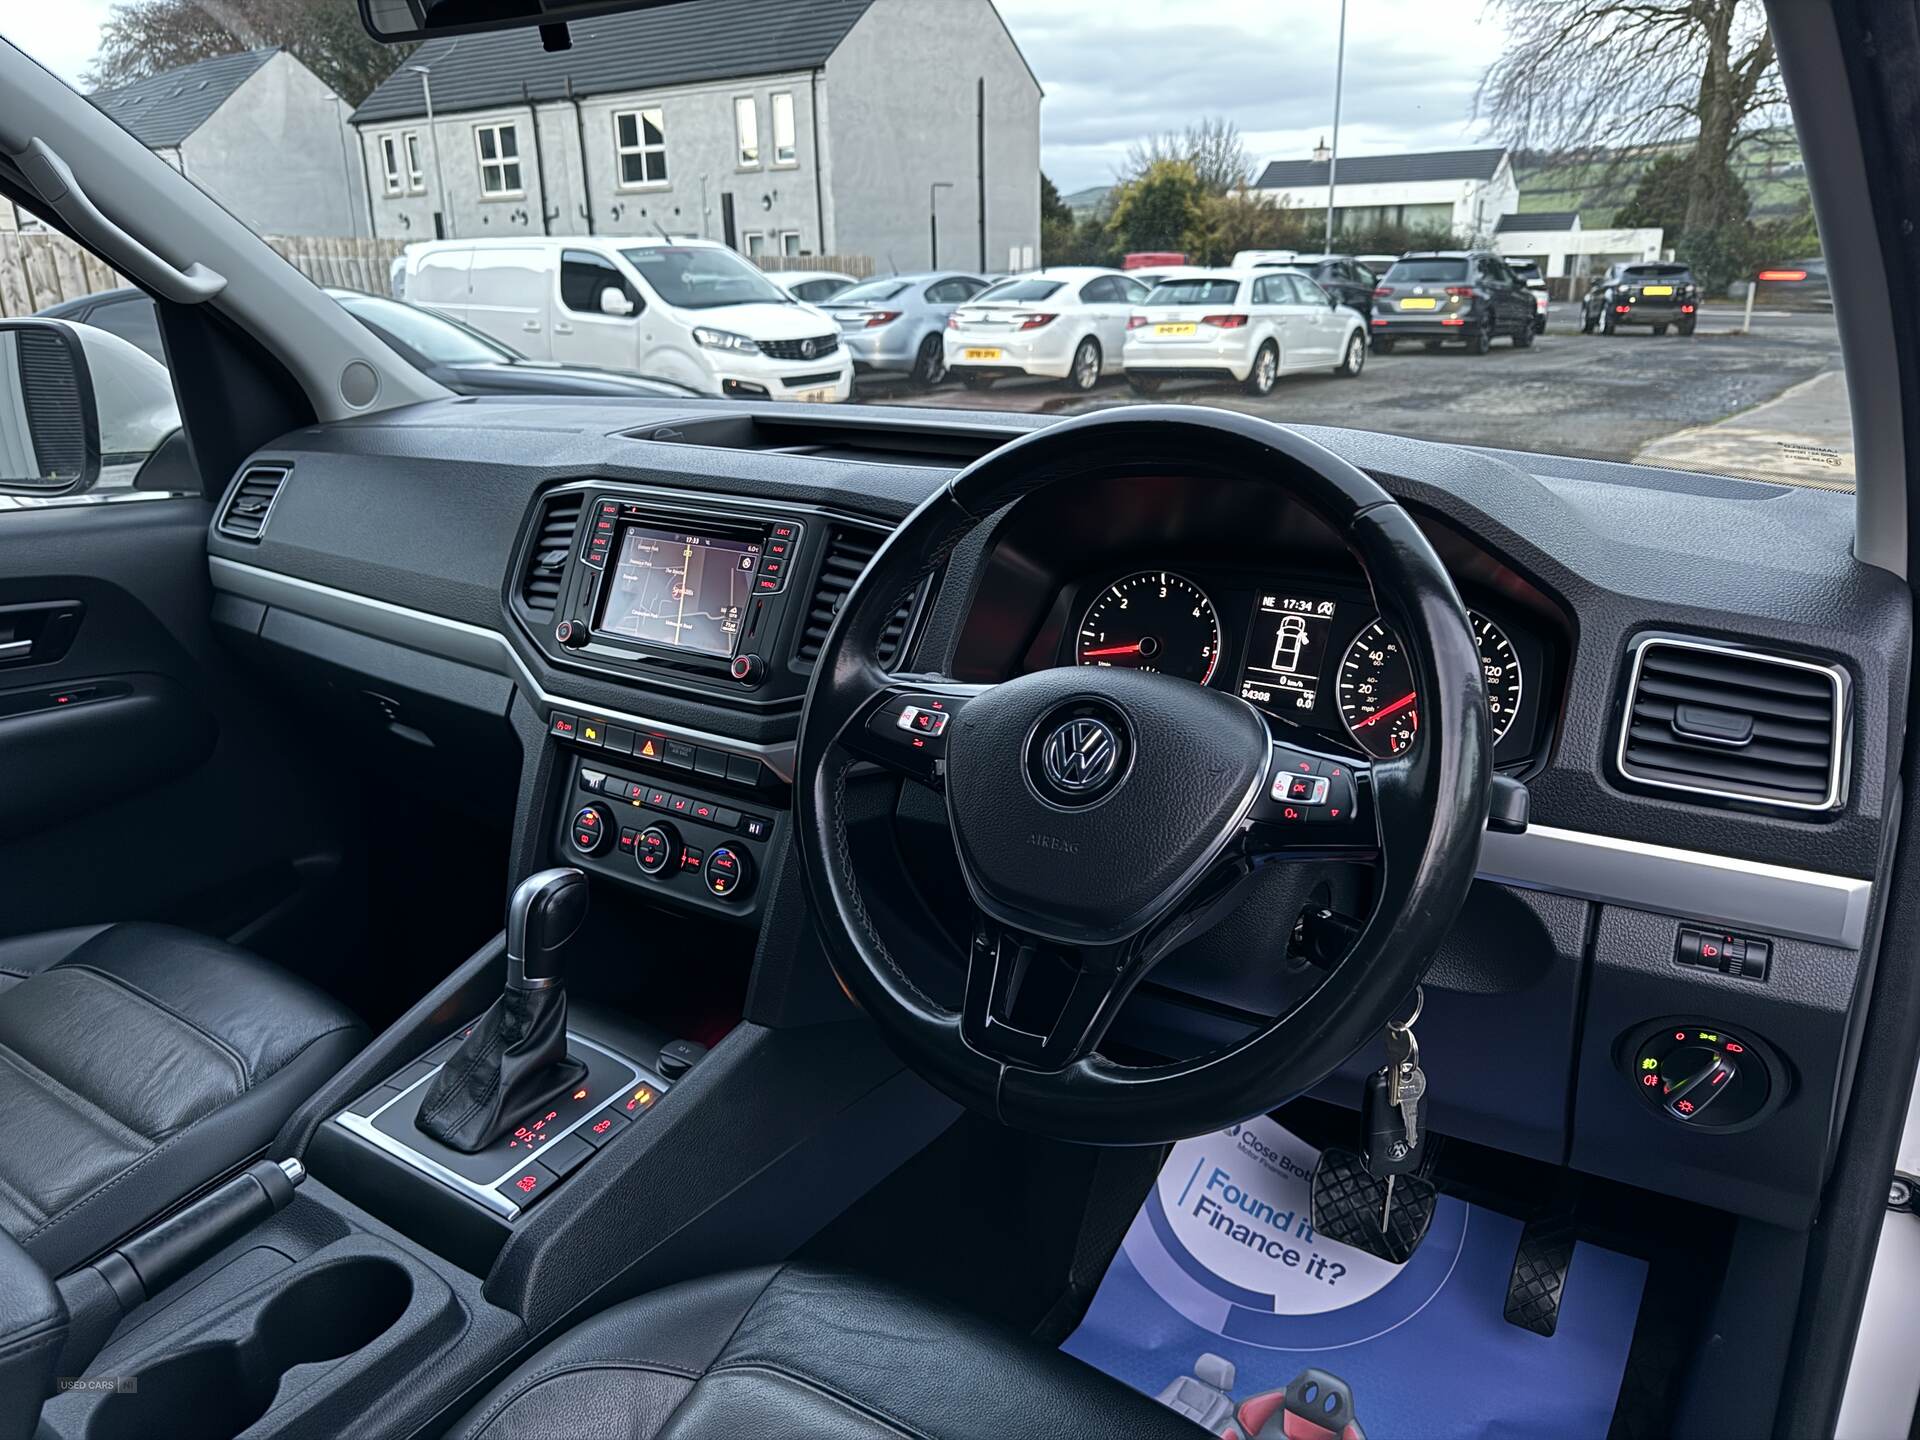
top-left (89, 1255), bottom-right (412, 1440)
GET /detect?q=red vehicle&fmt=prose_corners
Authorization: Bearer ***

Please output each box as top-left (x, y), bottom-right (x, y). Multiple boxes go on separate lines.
top-left (1124, 251), bottom-right (1189, 270)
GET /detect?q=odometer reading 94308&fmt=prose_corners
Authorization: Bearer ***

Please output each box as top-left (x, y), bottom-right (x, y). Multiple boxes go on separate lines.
top-left (1337, 610), bottom-right (1523, 758)
top-left (1077, 571), bottom-right (1221, 685)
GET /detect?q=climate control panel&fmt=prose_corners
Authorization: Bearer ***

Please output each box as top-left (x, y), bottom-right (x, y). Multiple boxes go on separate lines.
top-left (559, 756), bottom-right (776, 916)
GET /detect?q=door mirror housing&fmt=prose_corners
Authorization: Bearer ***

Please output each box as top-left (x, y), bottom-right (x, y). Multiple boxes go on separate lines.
top-left (0, 320), bottom-right (180, 498)
top-left (598, 286), bottom-right (637, 318)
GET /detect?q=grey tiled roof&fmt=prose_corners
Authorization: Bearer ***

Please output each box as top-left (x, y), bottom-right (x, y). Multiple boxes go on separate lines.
top-left (352, 0), bottom-right (875, 124)
top-left (1256, 148), bottom-right (1509, 190)
top-left (1496, 211), bottom-right (1580, 233)
top-left (89, 48), bottom-right (279, 148)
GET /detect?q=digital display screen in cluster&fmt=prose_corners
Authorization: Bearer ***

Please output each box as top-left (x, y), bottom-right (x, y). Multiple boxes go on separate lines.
top-left (1236, 593), bottom-right (1337, 715)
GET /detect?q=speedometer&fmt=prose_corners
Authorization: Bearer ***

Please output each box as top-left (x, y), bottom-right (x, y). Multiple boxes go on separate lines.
top-left (1076, 571), bottom-right (1221, 685)
top-left (1336, 611), bottom-right (1523, 758)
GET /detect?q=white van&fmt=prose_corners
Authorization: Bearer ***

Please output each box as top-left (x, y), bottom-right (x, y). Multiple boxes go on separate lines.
top-left (401, 236), bottom-right (853, 402)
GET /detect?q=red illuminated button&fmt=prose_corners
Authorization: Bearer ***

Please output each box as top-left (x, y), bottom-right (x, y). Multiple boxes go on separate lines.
top-left (669, 795), bottom-right (693, 815)
top-left (579, 1107), bottom-right (631, 1147)
top-left (493, 1160), bottom-right (560, 1211)
top-left (771, 523), bottom-right (798, 540)
top-left (621, 1082), bottom-right (660, 1116)
top-left (755, 577), bottom-right (780, 592)
top-left (635, 825), bottom-right (677, 877)
top-left (550, 713), bottom-right (579, 739)
top-left (643, 787), bottom-right (674, 811)
top-left (691, 800), bottom-right (717, 822)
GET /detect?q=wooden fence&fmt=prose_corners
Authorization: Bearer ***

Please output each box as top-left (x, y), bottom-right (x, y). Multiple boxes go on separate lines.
top-left (1, 231), bottom-right (875, 316)
top-left (0, 232), bottom-right (409, 316)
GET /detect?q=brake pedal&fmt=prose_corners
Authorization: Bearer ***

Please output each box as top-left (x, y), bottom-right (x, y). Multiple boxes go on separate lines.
top-left (1504, 1212), bottom-right (1577, 1336)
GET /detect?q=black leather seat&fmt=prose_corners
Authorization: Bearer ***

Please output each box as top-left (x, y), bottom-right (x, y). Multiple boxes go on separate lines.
top-left (0, 923), bottom-right (365, 1274)
top-left (454, 1263), bottom-right (1202, 1439)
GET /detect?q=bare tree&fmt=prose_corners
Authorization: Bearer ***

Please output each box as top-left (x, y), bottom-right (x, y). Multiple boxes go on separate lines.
top-left (1478, 0), bottom-right (1784, 233)
top-left (86, 0), bottom-right (407, 106)
top-left (1123, 116), bottom-right (1254, 196)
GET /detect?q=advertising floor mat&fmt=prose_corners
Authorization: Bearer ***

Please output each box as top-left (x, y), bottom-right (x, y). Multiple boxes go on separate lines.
top-left (1063, 1116), bottom-right (1645, 1439)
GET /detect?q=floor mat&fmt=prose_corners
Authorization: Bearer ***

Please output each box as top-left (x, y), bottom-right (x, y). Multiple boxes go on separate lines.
top-left (1062, 1116), bottom-right (1646, 1440)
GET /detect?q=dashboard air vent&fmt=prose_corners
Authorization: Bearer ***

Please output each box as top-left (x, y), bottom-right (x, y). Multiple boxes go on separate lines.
top-left (1618, 638), bottom-right (1846, 811)
top-left (796, 527), bottom-right (917, 668)
top-left (519, 491), bottom-right (584, 620)
top-left (216, 465), bottom-right (289, 541)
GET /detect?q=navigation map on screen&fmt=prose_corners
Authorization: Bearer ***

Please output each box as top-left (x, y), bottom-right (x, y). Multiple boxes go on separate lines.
top-left (595, 525), bottom-right (760, 657)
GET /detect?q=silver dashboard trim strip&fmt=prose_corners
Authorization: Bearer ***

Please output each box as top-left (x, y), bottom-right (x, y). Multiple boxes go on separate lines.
top-left (208, 555), bottom-right (798, 781)
top-left (333, 1034), bottom-right (658, 1219)
top-left (1478, 823), bottom-right (1872, 948)
top-left (210, 558), bottom-right (1874, 948)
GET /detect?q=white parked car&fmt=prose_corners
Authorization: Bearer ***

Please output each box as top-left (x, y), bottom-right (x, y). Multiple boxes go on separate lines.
top-left (1231, 249), bottom-right (1301, 269)
top-left (402, 236), bottom-right (852, 402)
top-left (771, 270), bottom-right (857, 304)
top-left (1123, 269), bottom-right (1369, 395)
top-left (943, 267), bottom-right (1149, 392)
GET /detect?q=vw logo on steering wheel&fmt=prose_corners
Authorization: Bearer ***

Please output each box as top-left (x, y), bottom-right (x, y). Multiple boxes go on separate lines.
top-left (1042, 717), bottom-right (1121, 796)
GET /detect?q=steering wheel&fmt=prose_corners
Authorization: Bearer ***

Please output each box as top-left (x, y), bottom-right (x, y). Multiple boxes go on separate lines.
top-left (794, 409), bottom-right (1491, 1144)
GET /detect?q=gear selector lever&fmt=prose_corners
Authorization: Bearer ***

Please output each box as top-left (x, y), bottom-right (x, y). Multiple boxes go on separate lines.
top-left (415, 868), bottom-right (590, 1153)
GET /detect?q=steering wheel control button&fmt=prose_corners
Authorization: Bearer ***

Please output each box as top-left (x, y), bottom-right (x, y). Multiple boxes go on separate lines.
top-left (570, 805), bottom-right (612, 855)
top-left (896, 704), bottom-right (951, 737)
top-left (1676, 927), bottom-right (1772, 981)
top-left (1630, 1025), bottom-right (1772, 1128)
top-left (1279, 773), bottom-right (1331, 805)
top-left (635, 824), bottom-right (679, 877)
top-left (704, 846), bottom-right (751, 899)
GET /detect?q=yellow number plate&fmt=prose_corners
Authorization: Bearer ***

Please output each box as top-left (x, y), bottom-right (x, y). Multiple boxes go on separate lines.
top-left (1400, 297), bottom-right (1438, 310)
top-left (962, 348), bottom-right (1003, 361)
top-left (794, 387), bottom-right (836, 403)
top-left (1643, 285), bottom-right (1674, 296)
top-left (1154, 323), bottom-right (1198, 336)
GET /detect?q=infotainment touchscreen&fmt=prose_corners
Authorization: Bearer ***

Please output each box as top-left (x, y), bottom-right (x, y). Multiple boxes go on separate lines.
top-left (594, 524), bottom-right (761, 658)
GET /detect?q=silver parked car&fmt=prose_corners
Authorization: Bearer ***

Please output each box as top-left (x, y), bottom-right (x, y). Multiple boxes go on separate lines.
top-left (821, 272), bottom-right (991, 387)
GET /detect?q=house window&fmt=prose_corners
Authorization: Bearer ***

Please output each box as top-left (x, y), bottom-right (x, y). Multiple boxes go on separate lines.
top-left (771, 93), bottom-right (796, 166)
top-left (379, 134), bottom-right (403, 196)
top-left (475, 123), bottom-right (523, 197)
top-left (734, 97), bottom-right (759, 168)
top-left (404, 132), bottom-right (425, 193)
top-left (744, 232), bottom-right (767, 258)
top-left (779, 230), bottom-right (801, 257)
top-left (614, 108), bottom-right (668, 188)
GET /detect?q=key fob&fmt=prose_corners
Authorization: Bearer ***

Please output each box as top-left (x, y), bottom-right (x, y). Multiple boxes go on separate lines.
top-left (1362, 1068), bottom-right (1424, 1178)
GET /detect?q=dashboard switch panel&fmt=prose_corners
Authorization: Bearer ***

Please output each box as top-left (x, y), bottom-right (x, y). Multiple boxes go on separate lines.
top-left (1676, 927), bottom-right (1773, 981)
top-left (1629, 1024), bottom-right (1774, 1129)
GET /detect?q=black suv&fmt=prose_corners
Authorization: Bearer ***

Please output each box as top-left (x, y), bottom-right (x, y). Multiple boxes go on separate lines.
top-left (1271, 254), bottom-right (1379, 320)
top-left (1580, 262), bottom-right (1701, 335)
top-left (1369, 251), bottom-right (1538, 354)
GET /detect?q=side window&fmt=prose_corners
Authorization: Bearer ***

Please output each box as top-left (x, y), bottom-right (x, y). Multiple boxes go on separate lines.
top-left (84, 298), bottom-right (166, 364)
top-left (1121, 278), bottom-right (1150, 304)
top-left (925, 278), bottom-right (968, 304)
top-left (1079, 276), bottom-right (1115, 304)
top-left (560, 250), bottom-right (635, 315)
top-left (1251, 276), bottom-right (1276, 305)
top-left (957, 277), bottom-right (989, 298)
top-left (1295, 276), bottom-right (1332, 306)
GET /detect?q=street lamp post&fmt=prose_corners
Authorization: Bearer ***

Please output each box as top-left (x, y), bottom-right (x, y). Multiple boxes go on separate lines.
top-left (1324, 0), bottom-right (1349, 254)
top-left (409, 63), bottom-right (452, 238)
top-left (929, 181), bottom-right (955, 267)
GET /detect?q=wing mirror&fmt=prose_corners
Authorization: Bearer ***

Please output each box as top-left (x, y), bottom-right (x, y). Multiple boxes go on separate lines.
top-left (598, 286), bottom-right (637, 318)
top-left (0, 319), bottom-right (179, 498)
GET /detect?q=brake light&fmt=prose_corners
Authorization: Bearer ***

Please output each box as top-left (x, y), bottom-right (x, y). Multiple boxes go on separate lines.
top-left (1757, 268), bottom-right (1807, 282)
top-left (1127, 315), bottom-right (1147, 330)
top-left (1374, 286), bottom-right (1394, 297)
top-left (1440, 316), bottom-right (1465, 326)
top-left (863, 311), bottom-right (901, 328)
top-left (1681, 304), bottom-right (1695, 314)
top-left (946, 315), bottom-right (960, 330)
top-left (1615, 304), bottom-right (1631, 313)
top-left (1445, 286), bottom-right (1474, 299)
top-left (1371, 317), bottom-right (1387, 326)
top-left (1011, 312), bottom-right (1056, 330)
top-left (1201, 314), bottom-right (1248, 329)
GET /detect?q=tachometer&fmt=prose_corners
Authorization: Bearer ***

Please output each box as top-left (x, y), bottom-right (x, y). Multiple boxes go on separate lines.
top-left (1336, 611), bottom-right (1523, 758)
top-left (1076, 571), bottom-right (1221, 685)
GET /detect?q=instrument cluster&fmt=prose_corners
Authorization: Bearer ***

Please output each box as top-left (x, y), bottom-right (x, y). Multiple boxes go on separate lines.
top-left (1064, 567), bottom-right (1546, 765)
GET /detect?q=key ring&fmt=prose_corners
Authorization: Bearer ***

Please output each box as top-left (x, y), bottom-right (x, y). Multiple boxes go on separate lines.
top-left (1387, 985), bottom-right (1424, 1033)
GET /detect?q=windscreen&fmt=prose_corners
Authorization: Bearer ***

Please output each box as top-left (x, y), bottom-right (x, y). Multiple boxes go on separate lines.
top-left (617, 247), bottom-right (791, 308)
top-left (832, 279), bottom-right (910, 303)
top-left (975, 279), bottom-right (1065, 302)
top-left (1384, 259), bottom-right (1470, 283)
top-left (335, 294), bottom-right (513, 365)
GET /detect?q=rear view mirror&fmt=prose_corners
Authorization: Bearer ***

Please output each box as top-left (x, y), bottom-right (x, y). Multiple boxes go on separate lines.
top-left (0, 320), bottom-right (99, 496)
top-left (598, 287), bottom-right (636, 318)
top-left (360, 0), bottom-right (695, 44)
top-left (0, 319), bottom-right (180, 498)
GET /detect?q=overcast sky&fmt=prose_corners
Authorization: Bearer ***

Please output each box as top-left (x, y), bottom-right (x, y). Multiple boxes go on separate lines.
top-left (3, 0), bottom-right (1502, 192)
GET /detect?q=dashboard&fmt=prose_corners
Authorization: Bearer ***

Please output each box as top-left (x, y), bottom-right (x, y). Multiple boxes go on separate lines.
top-left (201, 395), bottom-right (1903, 1234)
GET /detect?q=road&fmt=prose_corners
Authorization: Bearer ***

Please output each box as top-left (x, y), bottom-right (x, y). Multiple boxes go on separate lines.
top-left (865, 307), bottom-right (1848, 478)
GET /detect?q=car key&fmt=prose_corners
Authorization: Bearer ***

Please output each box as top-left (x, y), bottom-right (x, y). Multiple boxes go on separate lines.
top-left (1362, 1065), bottom-right (1426, 1231)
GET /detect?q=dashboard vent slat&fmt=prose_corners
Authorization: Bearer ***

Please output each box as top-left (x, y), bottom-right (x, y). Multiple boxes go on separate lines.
top-left (518, 492), bottom-right (584, 620)
top-left (796, 526), bottom-right (917, 668)
top-left (216, 465), bottom-right (289, 542)
top-left (1618, 638), bottom-right (1846, 811)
